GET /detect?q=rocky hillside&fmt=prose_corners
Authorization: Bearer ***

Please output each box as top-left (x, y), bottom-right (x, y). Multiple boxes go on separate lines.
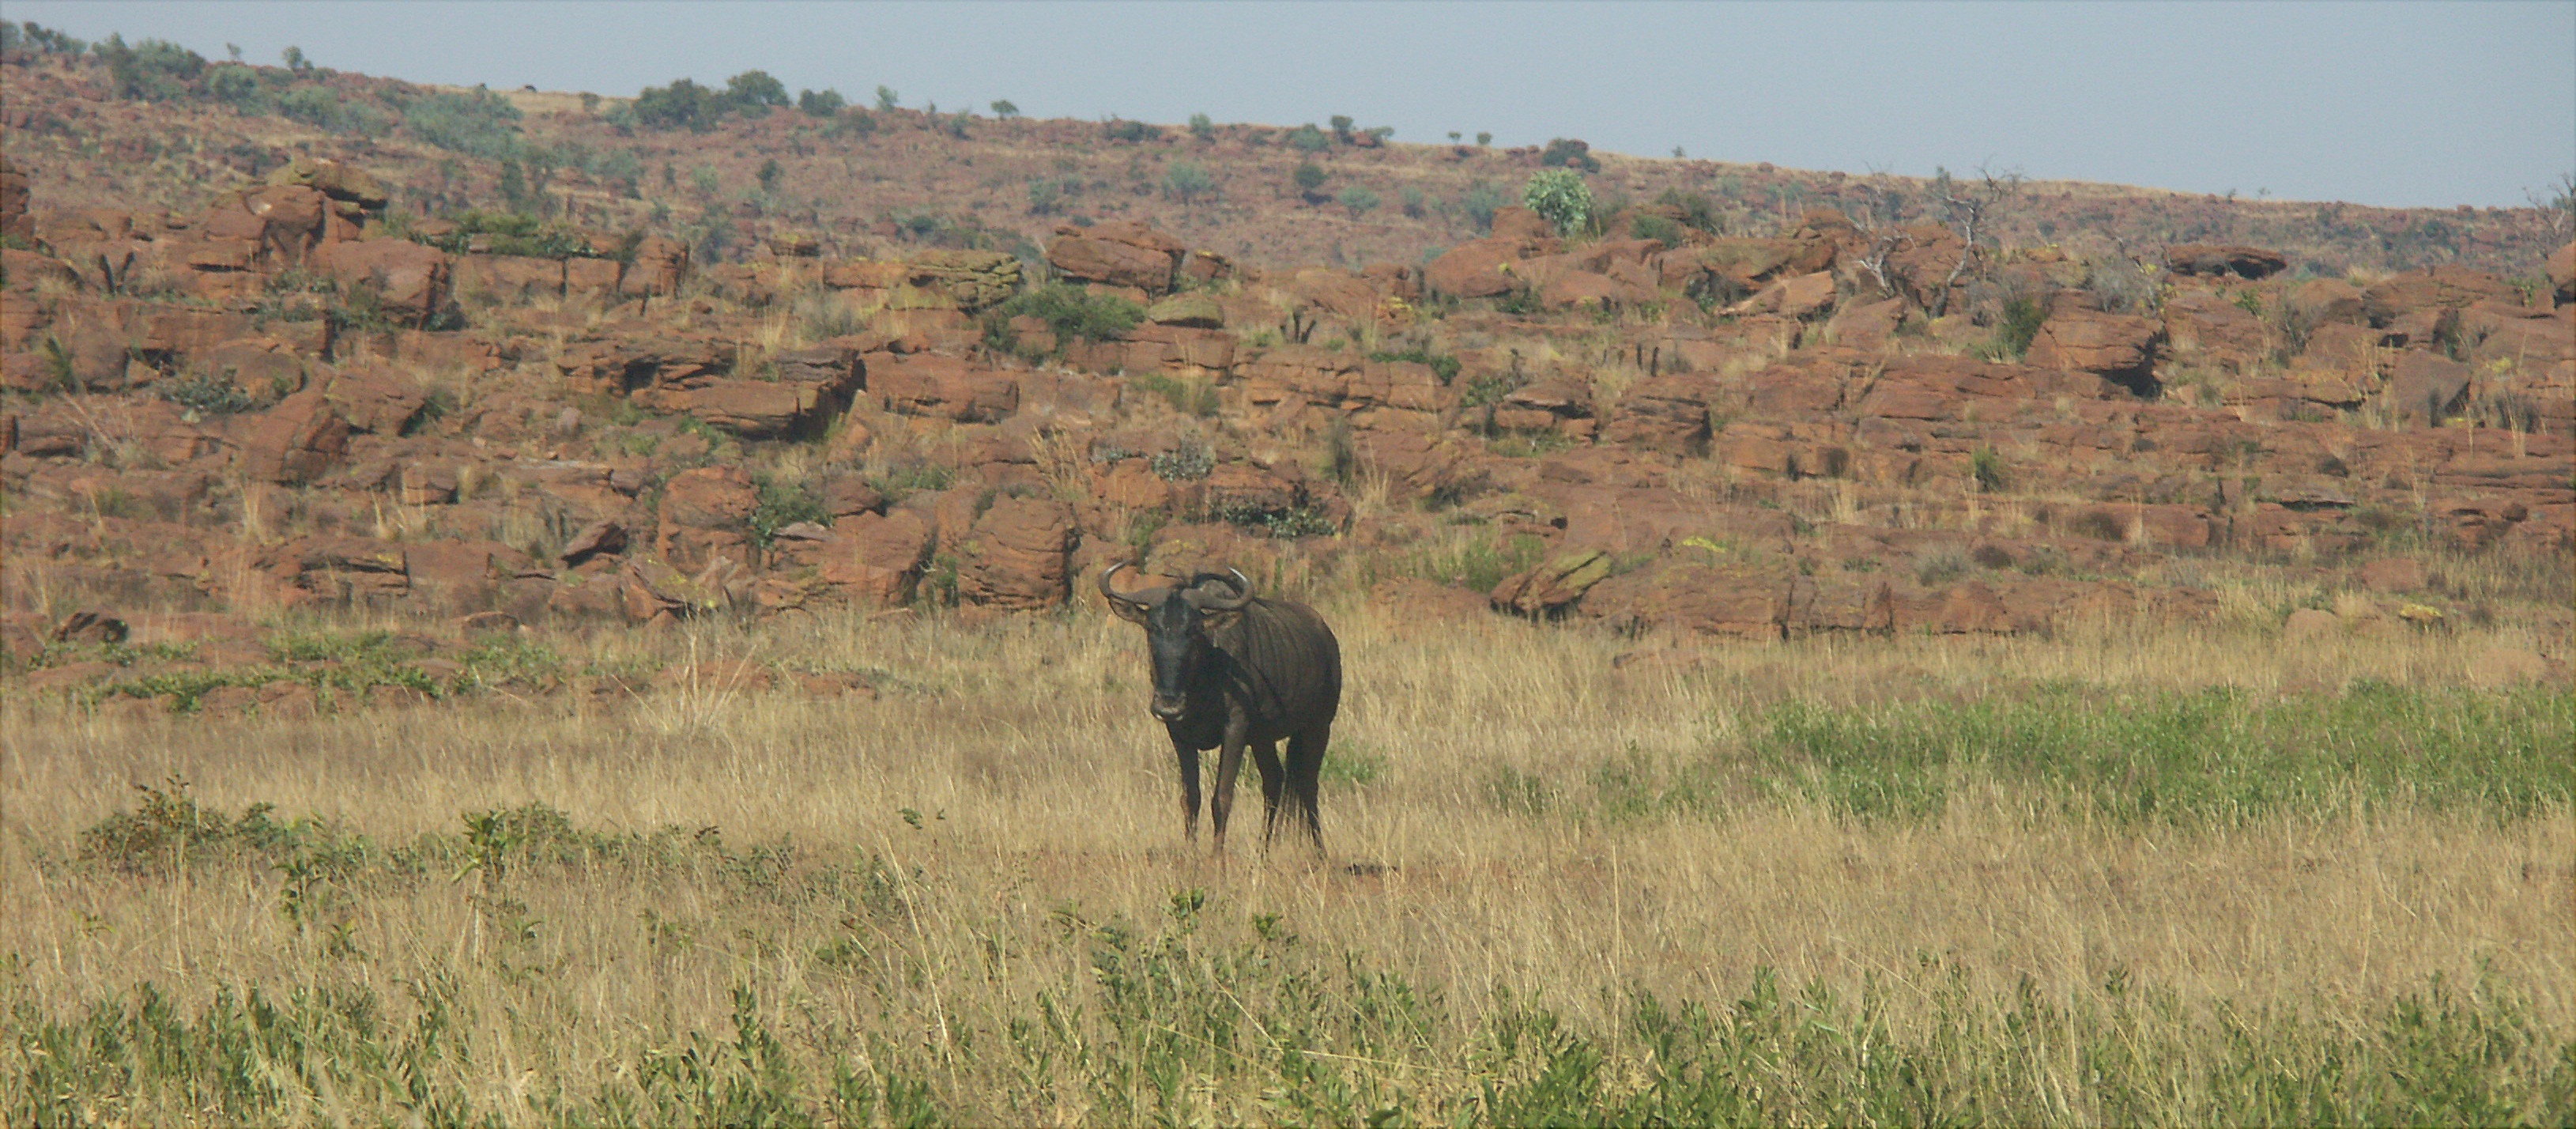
top-left (3, 37), bottom-right (2571, 714)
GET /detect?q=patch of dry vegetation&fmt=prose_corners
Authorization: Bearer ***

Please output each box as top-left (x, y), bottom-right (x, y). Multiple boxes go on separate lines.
top-left (4, 606), bottom-right (2570, 1123)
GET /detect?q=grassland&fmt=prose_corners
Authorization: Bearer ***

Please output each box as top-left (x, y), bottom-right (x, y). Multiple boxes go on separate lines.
top-left (3, 603), bottom-right (2570, 1125)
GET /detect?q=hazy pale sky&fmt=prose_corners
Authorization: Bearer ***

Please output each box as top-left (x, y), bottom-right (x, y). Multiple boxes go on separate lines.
top-left (11, 1), bottom-right (2572, 209)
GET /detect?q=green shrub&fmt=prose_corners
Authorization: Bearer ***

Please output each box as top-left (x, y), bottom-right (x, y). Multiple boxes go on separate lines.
top-left (1292, 162), bottom-right (1327, 194)
top-left (1187, 111), bottom-right (1214, 140)
top-left (796, 88), bottom-right (844, 117)
top-left (1522, 169), bottom-right (1593, 236)
top-left (95, 34), bottom-right (203, 101)
top-left (983, 284), bottom-right (1144, 359)
top-left (1103, 119), bottom-right (1156, 142)
top-left (1540, 137), bottom-right (1601, 172)
top-left (1367, 348), bottom-right (1461, 384)
top-left (1631, 213), bottom-right (1682, 244)
top-left (402, 87), bottom-right (523, 158)
top-left (1164, 161), bottom-right (1214, 202)
top-left (1461, 181), bottom-right (1505, 232)
top-left (1337, 185), bottom-right (1381, 216)
top-left (724, 70), bottom-right (789, 115)
top-left (1148, 445), bottom-right (1213, 481)
top-left (748, 476), bottom-right (829, 547)
top-left (1286, 123), bottom-right (1329, 153)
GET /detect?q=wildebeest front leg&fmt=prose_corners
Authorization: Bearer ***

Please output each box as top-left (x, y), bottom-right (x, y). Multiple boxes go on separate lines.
top-left (1172, 738), bottom-right (1201, 842)
top-left (1251, 740), bottom-right (1287, 844)
top-left (1284, 722), bottom-right (1331, 853)
top-left (1209, 721), bottom-right (1250, 855)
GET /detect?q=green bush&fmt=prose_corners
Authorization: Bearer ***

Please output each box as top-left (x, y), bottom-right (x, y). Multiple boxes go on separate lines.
top-left (94, 34), bottom-right (203, 101)
top-left (982, 284), bottom-right (1144, 359)
top-left (1337, 185), bottom-right (1381, 216)
top-left (1103, 119), bottom-right (1156, 143)
top-left (1540, 137), bottom-right (1601, 172)
top-left (1367, 348), bottom-right (1461, 384)
top-left (748, 476), bottom-right (829, 547)
top-left (724, 70), bottom-right (788, 115)
top-left (1286, 123), bottom-right (1329, 153)
top-left (1461, 181), bottom-right (1505, 232)
top-left (1522, 169), bottom-right (1592, 236)
top-left (400, 87), bottom-right (523, 158)
top-left (1292, 162), bottom-right (1327, 194)
top-left (1164, 160), bottom-right (1215, 202)
top-left (1631, 213), bottom-right (1682, 244)
top-left (1187, 111), bottom-right (1214, 140)
top-left (795, 88), bottom-right (844, 117)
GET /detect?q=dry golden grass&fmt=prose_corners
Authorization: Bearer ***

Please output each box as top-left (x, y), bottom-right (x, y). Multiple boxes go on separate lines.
top-left (3, 604), bottom-right (2570, 1123)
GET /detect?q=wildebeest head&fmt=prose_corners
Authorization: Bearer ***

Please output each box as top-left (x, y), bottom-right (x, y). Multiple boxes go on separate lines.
top-left (1099, 563), bottom-right (1252, 721)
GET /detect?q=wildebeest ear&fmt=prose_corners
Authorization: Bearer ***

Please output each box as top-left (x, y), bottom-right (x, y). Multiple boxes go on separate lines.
top-left (1105, 591), bottom-right (1156, 625)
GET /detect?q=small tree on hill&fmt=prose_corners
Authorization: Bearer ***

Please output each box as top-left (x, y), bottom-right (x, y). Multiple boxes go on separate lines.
top-left (1329, 115), bottom-right (1355, 144)
top-left (797, 88), bottom-right (844, 117)
top-left (1293, 162), bottom-right (1327, 198)
top-left (1189, 112), bottom-right (1215, 141)
top-left (990, 99), bottom-right (1018, 118)
top-left (1522, 169), bottom-right (1593, 236)
top-left (726, 70), bottom-right (789, 115)
top-left (875, 85), bottom-right (899, 111)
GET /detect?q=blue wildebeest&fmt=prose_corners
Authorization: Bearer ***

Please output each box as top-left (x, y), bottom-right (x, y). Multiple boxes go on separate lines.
top-left (1099, 564), bottom-right (1342, 854)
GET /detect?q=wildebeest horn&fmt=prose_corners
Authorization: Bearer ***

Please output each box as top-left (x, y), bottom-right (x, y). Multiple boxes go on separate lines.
top-left (1098, 561), bottom-right (1151, 606)
top-left (1182, 568), bottom-right (1254, 611)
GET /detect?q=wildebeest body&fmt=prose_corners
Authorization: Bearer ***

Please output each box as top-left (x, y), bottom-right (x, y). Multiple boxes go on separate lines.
top-left (1103, 566), bottom-right (1342, 853)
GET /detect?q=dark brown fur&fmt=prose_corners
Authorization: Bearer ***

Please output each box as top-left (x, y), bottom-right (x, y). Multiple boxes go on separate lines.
top-left (1103, 568), bottom-right (1342, 854)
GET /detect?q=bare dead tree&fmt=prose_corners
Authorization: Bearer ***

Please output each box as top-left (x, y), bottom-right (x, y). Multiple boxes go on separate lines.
top-left (1843, 168), bottom-right (1914, 297)
top-left (2528, 171), bottom-right (2576, 244)
top-left (1926, 164), bottom-right (2025, 317)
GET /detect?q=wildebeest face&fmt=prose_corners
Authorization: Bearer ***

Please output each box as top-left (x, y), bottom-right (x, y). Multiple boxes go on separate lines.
top-left (1143, 595), bottom-right (1205, 720)
top-left (1102, 564), bottom-right (1253, 722)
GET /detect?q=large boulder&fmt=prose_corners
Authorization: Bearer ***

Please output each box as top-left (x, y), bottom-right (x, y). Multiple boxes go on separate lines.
top-left (1426, 238), bottom-right (1524, 299)
top-left (235, 390), bottom-right (350, 484)
top-left (820, 510), bottom-right (933, 605)
top-left (874, 355), bottom-right (1018, 422)
top-left (1046, 221), bottom-right (1184, 295)
top-left (2025, 309), bottom-right (2162, 391)
top-left (311, 239), bottom-right (453, 326)
top-left (2549, 240), bottom-right (2574, 306)
top-left (654, 466), bottom-right (760, 572)
top-left (958, 497), bottom-right (1075, 610)
top-left (2163, 244), bottom-right (2287, 279)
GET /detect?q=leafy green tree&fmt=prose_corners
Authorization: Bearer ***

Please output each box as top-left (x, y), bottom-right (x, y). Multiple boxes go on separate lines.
top-left (756, 159), bottom-right (783, 193)
top-left (206, 64), bottom-right (262, 109)
top-left (634, 78), bottom-right (724, 131)
top-left (1522, 169), bottom-right (1593, 236)
top-left (403, 87), bottom-right (525, 157)
top-left (726, 70), bottom-right (787, 116)
top-left (1541, 138), bottom-right (1600, 172)
top-left (1337, 185), bottom-right (1381, 217)
top-left (281, 45), bottom-right (309, 71)
top-left (1461, 181), bottom-right (1505, 232)
top-left (1286, 123), bottom-right (1329, 153)
top-left (1292, 162), bottom-right (1327, 195)
top-left (1328, 115), bottom-right (1355, 142)
top-left (1165, 161), bottom-right (1215, 203)
top-left (874, 85), bottom-right (899, 111)
top-left (1476, 131), bottom-right (1492, 146)
top-left (96, 34), bottom-right (204, 100)
top-left (990, 99), bottom-right (1018, 118)
top-left (1188, 112), bottom-right (1214, 141)
top-left (797, 88), bottom-right (844, 117)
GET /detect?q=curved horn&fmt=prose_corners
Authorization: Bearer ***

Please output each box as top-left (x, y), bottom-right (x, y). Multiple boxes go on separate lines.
top-left (1098, 561), bottom-right (1147, 605)
top-left (1185, 567), bottom-right (1254, 612)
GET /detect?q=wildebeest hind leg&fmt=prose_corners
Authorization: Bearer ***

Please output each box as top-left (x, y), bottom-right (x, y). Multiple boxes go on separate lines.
top-left (1252, 741), bottom-right (1286, 844)
top-left (1285, 723), bottom-right (1329, 854)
